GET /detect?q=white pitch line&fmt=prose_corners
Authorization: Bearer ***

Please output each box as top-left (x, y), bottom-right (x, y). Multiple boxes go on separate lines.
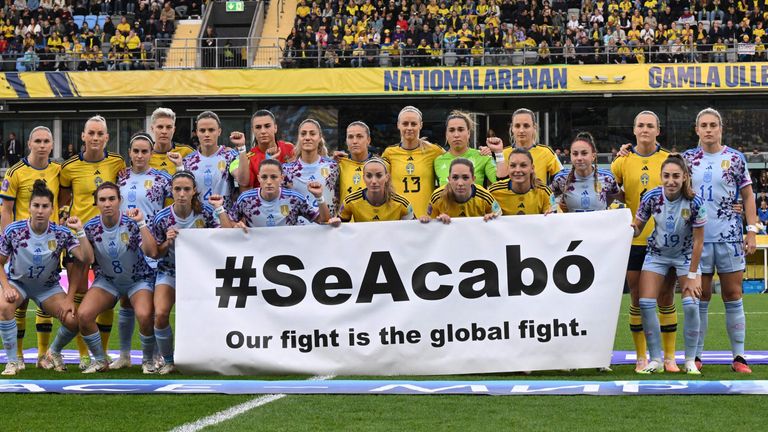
top-left (168, 375), bottom-right (334, 432)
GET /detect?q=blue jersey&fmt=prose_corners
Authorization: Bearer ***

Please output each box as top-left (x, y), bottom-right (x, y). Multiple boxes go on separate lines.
top-left (282, 157), bottom-right (339, 214)
top-left (636, 187), bottom-right (707, 259)
top-left (683, 146), bottom-right (751, 243)
top-left (151, 204), bottom-right (219, 276)
top-left (550, 168), bottom-right (620, 212)
top-left (84, 215), bottom-right (154, 285)
top-left (228, 188), bottom-right (320, 227)
top-left (182, 146), bottom-right (239, 208)
top-left (0, 220), bottom-right (79, 288)
top-left (118, 168), bottom-right (171, 223)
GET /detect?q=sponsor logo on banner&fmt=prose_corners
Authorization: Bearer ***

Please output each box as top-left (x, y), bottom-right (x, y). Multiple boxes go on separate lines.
top-left (175, 211), bottom-right (633, 375)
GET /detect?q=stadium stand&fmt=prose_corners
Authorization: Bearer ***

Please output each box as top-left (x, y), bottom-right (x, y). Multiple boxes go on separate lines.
top-left (281, 0), bottom-right (768, 67)
top-left (0, 0), bottom-right (203, 71)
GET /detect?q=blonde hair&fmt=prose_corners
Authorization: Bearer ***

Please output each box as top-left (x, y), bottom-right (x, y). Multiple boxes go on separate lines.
top-left (85, 115), bottom-right (108, 131)
top-left (397, 106), bottom-right (431, 151)
top-left (293, 118), bottom-right (328, 159)
top-left (151, 107), bottom-right (176, 124)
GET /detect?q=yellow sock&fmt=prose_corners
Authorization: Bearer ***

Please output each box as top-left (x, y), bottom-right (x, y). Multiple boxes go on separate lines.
top-left (96, 308), bottom-right (114, 354)
top-left (658, 304), bottom-right (678, 360)
top-left (74, 293), bottom-right (89, 358)
top-left (629, 305), bottom-right (647, 360)
top-left (35, 308), bottom-right (53, 358)
top-left (14, 307), bottom-right (26, 360)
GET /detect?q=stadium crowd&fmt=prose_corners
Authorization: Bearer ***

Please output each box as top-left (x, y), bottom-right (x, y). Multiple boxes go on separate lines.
top-left (283, 0), bottom-right (768, 67)
top-left (0, 0), bottom-right (201, 71)
top-left (0, 105), bottom-right (760, 377)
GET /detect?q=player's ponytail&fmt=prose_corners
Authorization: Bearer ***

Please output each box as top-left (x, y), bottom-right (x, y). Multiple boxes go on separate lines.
top-left (30, 179), bottom-right (54, 205)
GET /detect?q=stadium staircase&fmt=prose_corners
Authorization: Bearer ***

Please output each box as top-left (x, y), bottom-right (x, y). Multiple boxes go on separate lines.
top-left (165, 19), bottom-right (203, 69)
top-left (254, 0), bottom-right (297, 67)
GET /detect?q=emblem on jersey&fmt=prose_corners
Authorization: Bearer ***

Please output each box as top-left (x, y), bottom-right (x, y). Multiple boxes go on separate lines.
top-left (127, 186), bottom-right (137, 203)
top-left (204, 169), bottom-right (213, 187)
top-left (107, 240), bottom-right (119, 259)
top-left (681, 208), bottom-right (691, 220)
top-left (596, 182), bottom-right (602, 193)
top-left (406, 163), bottom-right (415, 175)
top-left (94, 176), bottom-right (104, 187)
top-left (321, 167), bottom-right (330, 178)
top-left (666, 215), bottom-right (675, 231)
top-left (721, 160), bottom-right (730, 170)
top-left (640, 173), bottom-right (649, 186)
top-left (48, 240), bottom-right (57, 251)
top-left (0, 179), bottom-right (8, 192)
top-left (218, 160), bottom-right (226, 172)
top-left (33, 247), bottom-right (44, 266)
top-left (704, 166), bottom-right (713, 183)
top-left (194, 219), bottom-right (205, 228)
top-left (144, 180), bottom-right (154, 189)
top-left (353, 173), bottom-right (361, 184)
top-left (280, 205), bottom-right (290, 216)
top-left (580, 190), bottom-right (590, 209)
top-left (120, 232), bottom-right (129, 244)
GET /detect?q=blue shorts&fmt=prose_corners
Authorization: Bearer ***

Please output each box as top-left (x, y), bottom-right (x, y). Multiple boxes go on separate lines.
top-left (155, 271), bottom-right (176, 289)
top-left (642, 254), bottom-right (700, 277)
top-left (701, 242), bottom-right (745, 274)
top-left (9, 280), bottom-right (64, 306)
top-left (92, 276), bottom-right (154, 299)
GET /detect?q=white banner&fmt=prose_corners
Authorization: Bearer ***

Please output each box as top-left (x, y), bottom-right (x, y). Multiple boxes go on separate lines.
top-left (176, 210), bottom-right (632, 375)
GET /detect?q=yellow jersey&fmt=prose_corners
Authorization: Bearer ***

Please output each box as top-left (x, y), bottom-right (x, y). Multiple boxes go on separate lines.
top-left (502, 144), bottom-right (562, 185)
top-left (0, 159), bottom-right (61, 222)
top-left (488, 180), bottom-right (552, 215)
top-left (60, 151), bottom-right (126, 223)
top-left (339, 189), bottom-right (413, 222)
top-left (427, 184), bottom-right (500, 218)
top-left (381, 143), bottom-right (444, 217)
top-left (149, 142), bottom-right (196, 175)
top-left (338, 154), bottom-right (388, 203)
top-left (611, 144), bottom-right (669, 246)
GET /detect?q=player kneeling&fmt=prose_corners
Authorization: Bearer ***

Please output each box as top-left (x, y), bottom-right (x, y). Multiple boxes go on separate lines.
top-left (0, 180), bottom-right (94, 375)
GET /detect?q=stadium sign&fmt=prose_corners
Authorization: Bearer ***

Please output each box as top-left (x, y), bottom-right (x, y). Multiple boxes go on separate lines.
top-left (4, 65), bottom-right (768, 99)
top-left (2, 379), bottom-right (768, 395)
top-left (176, 211), bottom-right (631, 375)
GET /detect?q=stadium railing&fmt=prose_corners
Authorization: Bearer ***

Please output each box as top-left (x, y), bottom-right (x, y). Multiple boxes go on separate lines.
top-left (155, 36), bottom-right (285, 69)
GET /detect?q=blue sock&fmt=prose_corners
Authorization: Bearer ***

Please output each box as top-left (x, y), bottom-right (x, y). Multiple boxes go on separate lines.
top-left (682, 297), bottom-right (700, 361)
top-left (724, 299), bottom-right (746, 357)
top-left (82, 331), bottom-right (106, 361)
top-left (0, 319), bottom-right (18, 362)
top-left (118, 307), bottom-right (135, 356)
top-left (696, 300), bottom-right (709, 358)
top-left (50, 326), bottom-right (78, 354)
top-left (139, 333), bottom-right (156, 363)
top-left (154, 326), bottom-right (174, 364)
top-left (639, 298), bottom-right (662, 361)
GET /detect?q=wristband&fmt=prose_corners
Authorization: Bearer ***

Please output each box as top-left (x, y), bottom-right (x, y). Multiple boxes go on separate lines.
top-left (237, 146), bottom-right (247, 153)
top-left (175, 166), bottom-right (185, 172)
top-left (746, 225), bottom-right (759, 233)
top-left (76, 230), bottom-right (86, 239)
top-left (214, 206), bottom-right (226, 216)
top-left (137, 221), bottom-right (147, 229)
top-left (687, 272), bottom-right (697, 280)
top-left (316, 195), bottom-right (326, 205)
top-left (494, 152), bottom-right (504, 163)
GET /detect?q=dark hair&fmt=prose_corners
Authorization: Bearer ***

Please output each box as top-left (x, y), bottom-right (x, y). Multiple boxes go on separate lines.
top-left (259, 158), bottom-right (282, 172)
top-left (129, 131), bottom-right (154, 149)
top-left (92, 181), bottom-right (121, 205)
top-left (171, 171), bottom-right (203, 213)
top-left (196, 110), bottom-right (221, 128)
top-left (251, 109), bottom-right (276, 124)
top-left (662, 154), bottom-right (695, 200)
top-left (566, 132), bottom-right (600, 193)
top-left (30, 179), bottom-right (54, 204)
top-left (443, 158), bottom-right (475, 203)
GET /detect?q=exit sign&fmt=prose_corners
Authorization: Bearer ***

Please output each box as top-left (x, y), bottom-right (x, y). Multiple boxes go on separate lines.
top-left (226, 1), bottom-right (244, 12)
